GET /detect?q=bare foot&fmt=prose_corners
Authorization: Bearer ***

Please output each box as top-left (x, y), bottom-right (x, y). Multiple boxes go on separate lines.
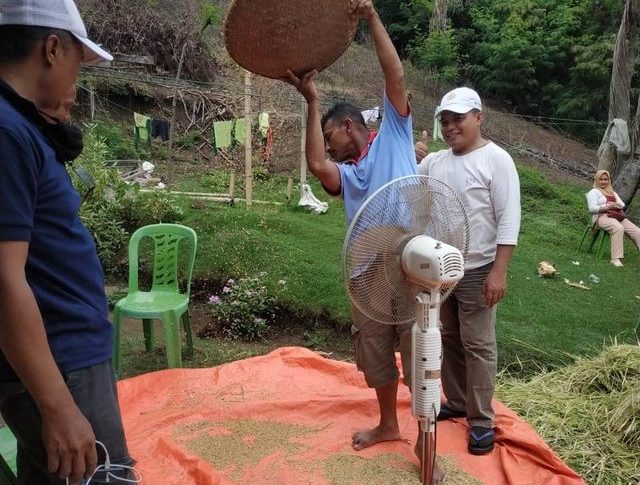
top-left (414, 440), bottom-right (446, 484)
top-left (351, 424), bottom-right (401, 451)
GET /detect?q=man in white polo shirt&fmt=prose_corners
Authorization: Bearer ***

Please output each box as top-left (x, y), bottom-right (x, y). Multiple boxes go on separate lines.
top-left (416, 87), bottom-right (521, 455)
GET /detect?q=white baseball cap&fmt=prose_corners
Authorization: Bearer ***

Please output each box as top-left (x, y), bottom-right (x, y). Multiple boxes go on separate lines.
top-left (434, 87), bottom-right (482, 117)
top-left (0, 0), bottom-right (113, 63)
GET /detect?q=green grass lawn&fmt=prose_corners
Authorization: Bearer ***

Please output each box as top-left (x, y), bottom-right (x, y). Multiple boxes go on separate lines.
top-left (157, 159), bottom-right (640, 373)
top-left (113, 142), bottom-right (640, 485)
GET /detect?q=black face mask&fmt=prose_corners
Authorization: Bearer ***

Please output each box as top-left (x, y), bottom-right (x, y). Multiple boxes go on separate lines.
top-left (0, 79), bottom-right (84, 162)
top-left (41, 119), bottom-right (84, 162)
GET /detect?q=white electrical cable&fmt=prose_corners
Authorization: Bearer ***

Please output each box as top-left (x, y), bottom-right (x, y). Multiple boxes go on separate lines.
top-left (64, 440), bottom-right (142, 485)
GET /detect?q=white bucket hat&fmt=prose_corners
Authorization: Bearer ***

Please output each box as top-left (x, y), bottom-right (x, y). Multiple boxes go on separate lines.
top-left (434, 87), bottom-right (482, 118)
top-left (0, 0), bottom-right (113, 63)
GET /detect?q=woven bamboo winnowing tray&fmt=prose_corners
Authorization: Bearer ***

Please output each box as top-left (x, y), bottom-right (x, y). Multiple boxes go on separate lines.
top-left (224, 0), bottom-right (357, 80)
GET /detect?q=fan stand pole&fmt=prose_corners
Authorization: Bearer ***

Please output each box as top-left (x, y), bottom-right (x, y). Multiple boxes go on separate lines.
top-left (420, 418), bottom-right (436, 485)
top-left (413, 292), bottom-right (442, 485)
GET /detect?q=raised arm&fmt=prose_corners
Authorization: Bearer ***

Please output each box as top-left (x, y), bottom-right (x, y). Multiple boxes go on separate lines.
top-left (350, 0), bottom-right (408, 116)
top-left (286, 69), bottom-right (341, 194)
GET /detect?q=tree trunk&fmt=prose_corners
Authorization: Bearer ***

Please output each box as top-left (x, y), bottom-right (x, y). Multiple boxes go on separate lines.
top-left (429, 0), bottom-right (448, 32)
top-left (614, 92), bottom-right (640, 202)
top-left (599, 0), bottom-right (640, 206)
top-left (607, 0), bottom-right (638, 123)
top-left (429, 0), bottom-right (463, 33)
top-left (613, 158), bottom-right (640, 203)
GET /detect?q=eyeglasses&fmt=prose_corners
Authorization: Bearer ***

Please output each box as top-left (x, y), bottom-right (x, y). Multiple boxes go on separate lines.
top-left (70, 163), bottom-right (95, 201)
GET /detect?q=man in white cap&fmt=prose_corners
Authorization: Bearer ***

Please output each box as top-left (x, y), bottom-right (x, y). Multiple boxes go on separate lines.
top-left (416, 87), bottom-right (521, 455)
top-left (0, 1), bottom-right (133, 484)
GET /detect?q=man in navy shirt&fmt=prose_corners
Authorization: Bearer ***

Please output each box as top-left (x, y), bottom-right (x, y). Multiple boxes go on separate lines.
top-left (0, 1), bottom-right (132, 483)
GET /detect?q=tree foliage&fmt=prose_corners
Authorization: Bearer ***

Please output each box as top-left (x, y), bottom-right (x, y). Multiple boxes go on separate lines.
top-left (376, 0), bottom-right (626, 145)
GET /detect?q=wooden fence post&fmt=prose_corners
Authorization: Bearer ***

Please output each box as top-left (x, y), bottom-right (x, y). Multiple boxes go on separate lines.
top-left (286, 176), bottom-right (294, 202)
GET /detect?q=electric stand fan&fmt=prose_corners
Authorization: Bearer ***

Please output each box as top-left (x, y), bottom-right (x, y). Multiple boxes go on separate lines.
top-left (343, 175), bottom-right (469, 485)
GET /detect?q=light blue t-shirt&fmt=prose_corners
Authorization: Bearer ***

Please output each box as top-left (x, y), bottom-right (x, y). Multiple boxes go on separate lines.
top-left (338, 94), bottom-right (417, 226)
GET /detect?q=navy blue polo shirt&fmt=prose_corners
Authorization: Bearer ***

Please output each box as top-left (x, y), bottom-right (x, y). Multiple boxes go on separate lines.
top-left (0, 94), bottom-right (113, 381)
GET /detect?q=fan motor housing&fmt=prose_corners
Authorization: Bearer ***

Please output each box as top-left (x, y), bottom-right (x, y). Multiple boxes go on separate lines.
top-left (401, 236), bottom-right (464, 290)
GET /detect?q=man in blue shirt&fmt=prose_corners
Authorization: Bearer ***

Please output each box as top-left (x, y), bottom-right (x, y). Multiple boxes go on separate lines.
top-left (287, 0), bottom-right (443, 481)
top-left (0, 1), bottom-right (133, 483)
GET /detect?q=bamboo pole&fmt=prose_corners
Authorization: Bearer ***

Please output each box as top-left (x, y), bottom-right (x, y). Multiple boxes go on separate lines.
top-left (229, 171), bottom-right (236, 200)
top-left (167, 42), bottom-right (188, 190)
top-left (140, 189), bottom-right (282, 205)
top-left (88, 83), bottom-right (95, 120)
top-left (300, 100), bottom-right (308, 194)
top-left (244, 71), bottom-right (253, 208)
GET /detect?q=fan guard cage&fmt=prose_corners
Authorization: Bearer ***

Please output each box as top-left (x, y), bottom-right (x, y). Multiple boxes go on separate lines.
top-left (343, 175), bottom-right (469, 325)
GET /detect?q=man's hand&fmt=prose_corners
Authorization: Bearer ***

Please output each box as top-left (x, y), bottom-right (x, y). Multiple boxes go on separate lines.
top-left (285, 69), bottom-right (319, 103)
top-left (481, 268), bottom-right (506, 308)
top-left (415, 130), bottom-right (428, 162)
top-left (42, 403), bottom-right (97, 482)
top-left (349, 0), bottom-right (376, 21)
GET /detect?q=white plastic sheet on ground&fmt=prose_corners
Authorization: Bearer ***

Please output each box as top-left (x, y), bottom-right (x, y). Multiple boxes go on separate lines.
top-left (298, 184), bottom-right (328, 214)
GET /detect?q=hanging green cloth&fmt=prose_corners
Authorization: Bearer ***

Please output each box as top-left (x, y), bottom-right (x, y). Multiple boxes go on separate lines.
top-left (234, 118), bottom-right (246, 146)
top-left (213, 120), bottom-right (234, 150)
top-left (134, 112), bottom-right (151, 147)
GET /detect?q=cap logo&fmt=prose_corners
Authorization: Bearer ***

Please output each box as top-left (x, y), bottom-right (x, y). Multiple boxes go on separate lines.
top-left (446, 93), bottom-right (456, 100)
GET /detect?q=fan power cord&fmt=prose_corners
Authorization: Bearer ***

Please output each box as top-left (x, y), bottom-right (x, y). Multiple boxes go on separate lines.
top-left (432, 402), bottom-right (438, 483)
top-left (64, 440), bottom-right (142, 484)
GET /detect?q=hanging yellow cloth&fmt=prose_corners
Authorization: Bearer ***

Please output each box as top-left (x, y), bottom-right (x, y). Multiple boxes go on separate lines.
top-left (258, 112), bottom-right (270, 139)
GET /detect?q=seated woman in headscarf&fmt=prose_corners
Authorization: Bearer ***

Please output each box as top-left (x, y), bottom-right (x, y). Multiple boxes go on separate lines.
top-left (586, 169), bottom-right (640, 267)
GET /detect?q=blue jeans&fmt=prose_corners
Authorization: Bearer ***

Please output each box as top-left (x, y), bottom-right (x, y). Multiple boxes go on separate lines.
top-left (0, 360), bottom-right (134, 484)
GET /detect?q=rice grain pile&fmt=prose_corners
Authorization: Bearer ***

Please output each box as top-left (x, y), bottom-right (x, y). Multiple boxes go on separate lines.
top-left (496, 344), bottom-right (640, 485)
top-left (323, 453), bottom-right (481, 485)
top-left (174, 419), bottom-right (481, 484)
top-left (175, 418), bottom-right (319, 480)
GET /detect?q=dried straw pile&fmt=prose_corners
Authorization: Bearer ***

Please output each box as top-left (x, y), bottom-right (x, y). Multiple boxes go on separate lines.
top-left (496, 344), bottom-right (640, 485)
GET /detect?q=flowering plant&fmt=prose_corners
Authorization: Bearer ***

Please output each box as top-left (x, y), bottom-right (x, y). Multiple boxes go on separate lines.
top-left (207, 274), bottom-right (285, 341)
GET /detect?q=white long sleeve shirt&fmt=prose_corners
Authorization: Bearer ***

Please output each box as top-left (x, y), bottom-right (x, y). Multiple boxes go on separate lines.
top-left (418, 142), bottom-right (521, 270)
top-left (586, 188), bottom-right (625, 222)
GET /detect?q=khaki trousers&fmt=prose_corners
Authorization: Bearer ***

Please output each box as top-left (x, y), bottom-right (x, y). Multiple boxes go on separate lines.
top-left (440, 263), bottom-right (497, 428)
top-left (597, 215), bottom-right (640, 260)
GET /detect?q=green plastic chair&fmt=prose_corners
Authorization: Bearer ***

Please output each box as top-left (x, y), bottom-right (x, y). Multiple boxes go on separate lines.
top-left (0, 426), bottom-right (17, 484)
top-left (113, 224), bottom-right (198, 376)
top-left (577, 221), bottom-right (610, 260)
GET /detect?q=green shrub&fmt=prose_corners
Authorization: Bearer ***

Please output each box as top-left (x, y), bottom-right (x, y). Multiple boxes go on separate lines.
top-left (206, 274), bottom-right (286, 341)
top-left (92, 121), bottom-right (140, 160)
top-left (70, 124), bottom-right (184, 275)
top-left (410, 27), bottom-right (461, 85)
top-left (252, 165), bottom-right (270, 181)
top-left (120, 189), bottom-right (185, 234)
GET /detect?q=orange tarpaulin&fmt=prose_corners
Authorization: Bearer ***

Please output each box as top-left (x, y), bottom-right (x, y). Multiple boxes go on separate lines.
top-left (117, 347), bottom-right (585, 485)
